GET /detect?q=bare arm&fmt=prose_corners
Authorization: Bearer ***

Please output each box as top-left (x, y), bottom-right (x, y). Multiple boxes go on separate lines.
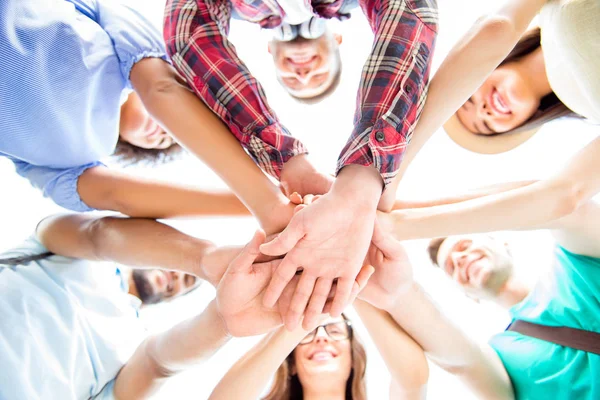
top-left (114, 300), bottom-right (230, 399)
top-left (78, 166), bottom-right (250, 219)
top-left (379, 0), bottom-right (547, 209)
top-left (392, 181), bottom-right (536, 210)
top-left (36, 213), bottom-right (214, 280)
top-left (209, 326), bottom-right (308, 400)
top-left (385, 137), bottom-right (600, 240)
top-left (353, 300), bottom-right (428, 400)
top-left (385, 283), bottom-right (513, 400)
top-left (128, 58), bottom-right (294, 234)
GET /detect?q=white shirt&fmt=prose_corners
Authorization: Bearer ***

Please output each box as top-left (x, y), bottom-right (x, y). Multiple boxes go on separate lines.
top-left (0, 236), bottom-right (146, 400)
top-left (541, 0), bottom-right (600, 123)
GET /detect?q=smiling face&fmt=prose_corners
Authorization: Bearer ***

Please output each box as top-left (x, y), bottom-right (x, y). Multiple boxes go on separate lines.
top-left (293, 316), bottom-right (353, 389)
top-left (435, 235), bottom-right (514, 299)
top-left (119, 92), bottom-right (175, 150)
top-left (455, 62), bottom-right (542, 135)
top-left (269, 33), bottom-right (341, 99)
top-left (131, 269), bottom-right (201, 305)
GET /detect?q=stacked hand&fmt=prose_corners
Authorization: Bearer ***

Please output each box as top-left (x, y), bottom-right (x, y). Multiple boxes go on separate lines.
top-left (214, 230), bottom-right (374, 337)
top-left (358, 216), bottom-right (414, 310)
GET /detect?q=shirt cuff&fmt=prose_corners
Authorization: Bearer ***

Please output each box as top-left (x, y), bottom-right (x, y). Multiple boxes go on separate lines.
top-left (336, 120), bottom-right (407, 187)
top-left (123, 51), bottom-right (171, 89)
top-left (248, 124), bottom-right (309, 179)
top-left (47, 162), bottom-right (105, 212)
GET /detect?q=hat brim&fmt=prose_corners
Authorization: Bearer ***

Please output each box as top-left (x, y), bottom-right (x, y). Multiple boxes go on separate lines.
top-left (443, 113), bottom-right (540, 155)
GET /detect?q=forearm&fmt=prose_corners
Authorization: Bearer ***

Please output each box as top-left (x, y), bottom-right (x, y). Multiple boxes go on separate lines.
top-left (379, 0), bottom-right (547, 209)
top-left (78, 166), bottom-right (251, 219)
top-left (388, 179), bottom-right (580, 240)
top-left (37, 214), bottom-right (212, 278)
top-left (353, 300), bottom-right (428, 398)
top-left (114, 301), bottom-right (230, 399)
top-left (385, 283), bottom-right (513, 399)
top-left (129, 60), bottom-right (290, 227)
top-left (209, 326), bottom-right (307, 400)
top-left (391, 180), bottom-right (537, 210)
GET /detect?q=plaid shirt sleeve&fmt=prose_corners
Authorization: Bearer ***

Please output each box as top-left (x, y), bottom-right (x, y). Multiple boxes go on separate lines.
top-left (335, 0), bottom-right (438, 186)
top-left (164, 0), bottom-right (307, 179)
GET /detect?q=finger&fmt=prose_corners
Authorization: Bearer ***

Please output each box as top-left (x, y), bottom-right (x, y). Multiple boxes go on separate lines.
top-left (285, 273), bottom-right (317, 330)
top-left (329, 277), bottom-right (354, 317)
top-left (289, 192), bottom-right (303, 205)
top-left (302, 194), bottom-right (315, 205)
top-left (229, 230), bottom-right (267, 273)
top-left (303, 277), bottom-right (333, 330)
top-left (260, 217), bottom-right (304, 256)
top-left (262, 256), bottom-right (300, 308)
top-left (348, 265), bottom-right (375, 305)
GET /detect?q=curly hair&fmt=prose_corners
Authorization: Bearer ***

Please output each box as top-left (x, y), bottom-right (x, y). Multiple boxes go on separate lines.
top-left (112, 139), bottom-right (184, 167)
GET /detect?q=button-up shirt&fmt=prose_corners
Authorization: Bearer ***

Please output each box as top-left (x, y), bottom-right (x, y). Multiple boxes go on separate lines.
top-left (0, 0), bottom-right (167, 211)
top-left (0, 236), bottom-right (145, 400)
top-left (164, 0), bottom-right (438, 185)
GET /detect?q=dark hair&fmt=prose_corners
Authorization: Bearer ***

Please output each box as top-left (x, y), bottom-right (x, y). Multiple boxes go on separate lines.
top-left (288, 46), bottom-right (342, 105)
top-left (112, 139), bottom-right (184, 167)
top-left (263, 314), bottom-right (367, 400)
top-left (0, 252), bottom-right (54, 266)
top-left (427, 237), bottom-right (447, 267)
top-left (477, 27), bottom-right (581, 136)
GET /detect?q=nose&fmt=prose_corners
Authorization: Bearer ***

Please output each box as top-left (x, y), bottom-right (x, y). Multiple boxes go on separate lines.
top-left (313, 327), bottom-right (330, 343)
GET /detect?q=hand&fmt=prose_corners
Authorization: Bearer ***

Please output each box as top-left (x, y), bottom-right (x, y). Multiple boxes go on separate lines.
top-left (280, 155), bottom-right (334, 197)
top-left (215, 231), bottom-right (283, 337)
top-left (358, 217), bottom-right (413, 310)
top-left (260, 176), bottom-right (379, 330)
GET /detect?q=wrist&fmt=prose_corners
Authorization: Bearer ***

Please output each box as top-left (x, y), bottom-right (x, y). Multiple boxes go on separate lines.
top-left (386, 280), bottom-right (420, 314)
top-left (206, 300), bottom-right (233, 341)
top-left (334, 165), bottom-right (383, 207)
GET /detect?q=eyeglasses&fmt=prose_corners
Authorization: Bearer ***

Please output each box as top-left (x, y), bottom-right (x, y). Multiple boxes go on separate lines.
top-left (299, 320), bottom-right (352, 345)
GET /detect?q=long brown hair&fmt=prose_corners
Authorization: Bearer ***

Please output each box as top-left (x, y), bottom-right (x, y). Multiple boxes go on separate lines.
top-left (263, 315), bottom-right (368, 400)
top-left (482, 27), bottom-right (580, 136)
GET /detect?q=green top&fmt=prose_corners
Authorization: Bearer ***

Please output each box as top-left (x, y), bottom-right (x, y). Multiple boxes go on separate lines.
top-left (489, 246), bottom-right (600, 400)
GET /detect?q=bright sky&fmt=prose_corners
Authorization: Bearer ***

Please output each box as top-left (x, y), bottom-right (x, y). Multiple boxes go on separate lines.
top-left (0, 0), bottom-right (597, 399)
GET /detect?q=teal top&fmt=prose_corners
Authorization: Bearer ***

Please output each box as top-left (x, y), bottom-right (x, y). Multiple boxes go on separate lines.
top-left (489, 246), bottom-right (600, 400)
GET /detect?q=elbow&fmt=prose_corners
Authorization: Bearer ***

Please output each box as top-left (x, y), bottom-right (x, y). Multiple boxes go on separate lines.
top-left (550, 181), bottom-right (590, 219)
top-left (471, 15), bottom-right (519, 56)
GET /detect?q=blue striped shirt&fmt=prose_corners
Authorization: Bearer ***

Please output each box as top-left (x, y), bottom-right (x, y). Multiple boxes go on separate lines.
top-left (0, 0), bottom-right (167, 211)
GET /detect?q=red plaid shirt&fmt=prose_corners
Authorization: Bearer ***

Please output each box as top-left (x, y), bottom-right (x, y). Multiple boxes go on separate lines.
top-left (164, 0), bottom-right (437, 185)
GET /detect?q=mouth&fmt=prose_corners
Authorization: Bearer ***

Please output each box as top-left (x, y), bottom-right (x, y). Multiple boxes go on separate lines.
top-left (465, 256), bottom-right (485, 282)
top-left (309, 349), bottom-right (337, 361)
top-left (489, 88), bottom-right (511, 115)
top-left (287, 54), bottom-right (318, 67)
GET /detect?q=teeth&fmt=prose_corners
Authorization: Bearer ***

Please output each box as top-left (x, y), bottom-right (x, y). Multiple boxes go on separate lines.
top-left (312, 352), bottom-right (334, 361)
top-left (492, 91), bottom-right (510, 114)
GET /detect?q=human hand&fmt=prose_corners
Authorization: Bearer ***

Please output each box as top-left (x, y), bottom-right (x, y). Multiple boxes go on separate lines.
top-left (215, 231), bottom-right (284, 337)
top-left (358, 217), bottom-right (414, 311)
top-left (260, 166), bottom-right (382, 330)
top-left (280, 155), bottom-right (334, 197)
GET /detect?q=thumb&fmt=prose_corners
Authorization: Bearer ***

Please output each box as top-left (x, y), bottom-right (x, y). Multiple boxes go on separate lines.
top-left (260, 217), bottom-right (304, 256)
top-left (230, 230), bottom-right (266, 273)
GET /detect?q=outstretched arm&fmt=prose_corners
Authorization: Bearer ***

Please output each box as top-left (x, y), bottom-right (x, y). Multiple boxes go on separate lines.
top-left (111, 300), bottom-right (229, 399)
top-left (209, 325), bottom-right (309, 400)
top-left (391, 180), bottom-right (536, 210)
top-left (384, 283), bottom-right (513, 400)
top-left (379, 0), bottom-right (547, 208)
top-left (36, 213), bottom-right (238, 285)
top-left (383, 137), bottom-right (600, 240)
top-left (353, 300), bottom-right (428, 400)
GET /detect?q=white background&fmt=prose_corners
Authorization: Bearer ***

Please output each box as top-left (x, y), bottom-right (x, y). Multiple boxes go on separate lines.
top-left (0, 0), bottom-right (597, 398)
